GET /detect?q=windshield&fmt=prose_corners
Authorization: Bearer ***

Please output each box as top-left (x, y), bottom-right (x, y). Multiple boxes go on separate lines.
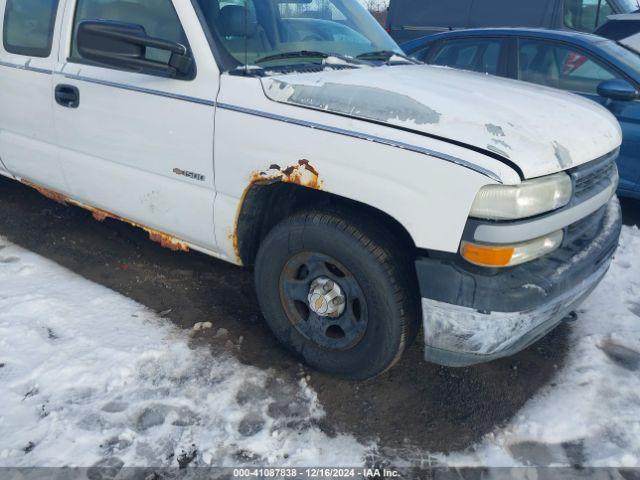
top-left (195, 0), bottom-right (402, 70)
top-left (618, 0), bottom-right (640, 12)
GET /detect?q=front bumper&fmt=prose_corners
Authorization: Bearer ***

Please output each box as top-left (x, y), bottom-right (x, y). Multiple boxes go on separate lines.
top-left (417, 197), bottom-right (622, 367)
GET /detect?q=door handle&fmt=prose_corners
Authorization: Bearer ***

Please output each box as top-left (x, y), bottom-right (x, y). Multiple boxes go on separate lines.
top-left (55, 84), bottom-right (80, 108)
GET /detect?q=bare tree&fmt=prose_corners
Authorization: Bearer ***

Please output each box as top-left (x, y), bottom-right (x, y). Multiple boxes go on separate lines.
top-left (363, 0), bottom-right (387, 12)
top-left (363, 0), bottom-right (388, 26)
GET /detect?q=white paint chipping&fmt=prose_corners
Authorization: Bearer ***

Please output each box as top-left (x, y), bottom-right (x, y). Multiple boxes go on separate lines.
top-left (262, 64), bottom-right (622, 179)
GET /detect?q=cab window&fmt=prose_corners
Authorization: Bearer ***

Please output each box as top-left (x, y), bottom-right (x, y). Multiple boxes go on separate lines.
top-left (3, 0), bottom-right (60, 57)
top-left (70, 0), bottom-right (189, 65)
top-left (429, 38), bottom-right (503, 76)
top-left (197, 0), bottom-right (272, 63)
top-left (564, 0), bottom-right (614, 32)
top-left (518, 39), bottom-right (617, 94)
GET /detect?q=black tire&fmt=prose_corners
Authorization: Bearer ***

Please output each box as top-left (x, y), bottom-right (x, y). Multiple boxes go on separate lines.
top-left (254, 208), bottom-right (419, 380)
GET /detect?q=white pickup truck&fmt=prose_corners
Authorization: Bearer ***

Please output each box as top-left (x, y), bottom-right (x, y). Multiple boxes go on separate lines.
top-left (0, 0), bottom-right (623, 379)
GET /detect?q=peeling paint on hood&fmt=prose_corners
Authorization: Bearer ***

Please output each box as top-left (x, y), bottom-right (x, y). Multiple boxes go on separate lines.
top-left (265, 80), bottom-right (442, 126)
top-left (262, 65), bottom-right (622, 179)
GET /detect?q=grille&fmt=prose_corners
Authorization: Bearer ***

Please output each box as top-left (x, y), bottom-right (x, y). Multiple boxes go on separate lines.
top-left (571, 155), bottom-right (617, 200)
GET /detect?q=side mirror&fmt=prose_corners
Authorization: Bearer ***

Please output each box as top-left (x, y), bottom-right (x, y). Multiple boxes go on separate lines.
top-left (597, 78), bottom-right (640, 101)
top-left (77, 20), bottom-right (193, 78)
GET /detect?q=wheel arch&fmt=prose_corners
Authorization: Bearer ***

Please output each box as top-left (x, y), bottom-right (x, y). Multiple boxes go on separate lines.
top-left (235, 182), bottom-right (417, 266)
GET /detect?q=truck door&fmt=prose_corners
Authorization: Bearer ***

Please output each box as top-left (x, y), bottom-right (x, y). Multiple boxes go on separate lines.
top-left (0, 0), bottom-right (67, 191)
top-left (53, 0), bottom-right (221, 253)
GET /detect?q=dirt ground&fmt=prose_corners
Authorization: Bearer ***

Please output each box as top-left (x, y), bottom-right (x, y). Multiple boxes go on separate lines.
top-left (0, 176), bottom-right (638, 460)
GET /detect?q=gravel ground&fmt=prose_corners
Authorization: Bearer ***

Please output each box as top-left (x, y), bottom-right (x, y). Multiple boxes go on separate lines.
top-left (0, 176), bottom-right (638, 461)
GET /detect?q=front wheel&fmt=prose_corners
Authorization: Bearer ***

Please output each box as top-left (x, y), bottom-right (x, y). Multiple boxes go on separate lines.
top-left (254, 208), bottom-right (418, 380)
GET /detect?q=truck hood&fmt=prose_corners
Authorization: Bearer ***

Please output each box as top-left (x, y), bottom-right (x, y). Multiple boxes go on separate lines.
top-left (261, 65), bottom-right (621, 180)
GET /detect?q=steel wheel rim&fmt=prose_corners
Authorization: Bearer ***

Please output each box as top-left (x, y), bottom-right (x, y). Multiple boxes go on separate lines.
top-left (279, 251), bottom-right (369, 350)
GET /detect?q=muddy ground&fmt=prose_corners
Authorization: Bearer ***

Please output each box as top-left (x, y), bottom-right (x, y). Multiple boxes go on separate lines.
top-left (1, 176), bottom-right (638, 460)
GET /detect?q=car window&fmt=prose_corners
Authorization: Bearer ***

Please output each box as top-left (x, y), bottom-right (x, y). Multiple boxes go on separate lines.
top-left (429, 38), bottom-right (502, 75)
top-left (409, 44), bottom-right (433, 62)
top-left (518, 39), bottom-right (617, 94)
top-left (564, 0), bottom-right (614, 32)
top-left (2, 0), bottom-right (60, 57)
top-left (70, 0), bottom-right (188, 65)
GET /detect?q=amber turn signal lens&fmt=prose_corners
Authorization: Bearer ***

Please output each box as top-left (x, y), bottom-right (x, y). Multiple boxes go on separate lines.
top-left (460, 242), bottom-right (515, 267)
top-left (460, 230), bottom-right (564, 268)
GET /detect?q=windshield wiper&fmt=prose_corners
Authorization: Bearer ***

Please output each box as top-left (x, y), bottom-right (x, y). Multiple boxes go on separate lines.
top-left (355, 50), bottom-right (420, 64)
top-left (254, 50), bottom-right (365, 66)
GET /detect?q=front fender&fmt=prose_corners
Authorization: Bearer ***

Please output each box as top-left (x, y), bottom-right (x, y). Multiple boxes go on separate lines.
top-left (213, 76), bottom-right (518, 264)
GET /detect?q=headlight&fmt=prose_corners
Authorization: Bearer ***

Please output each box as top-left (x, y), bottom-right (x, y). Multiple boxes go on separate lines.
top-left (461, 230), bottom-right (564, 267)
top-left (470, 172), bottom-right (572, 220)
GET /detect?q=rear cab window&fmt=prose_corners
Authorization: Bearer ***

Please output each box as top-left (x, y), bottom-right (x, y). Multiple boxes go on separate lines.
top-left (3, 0), bottom-right (60, 57)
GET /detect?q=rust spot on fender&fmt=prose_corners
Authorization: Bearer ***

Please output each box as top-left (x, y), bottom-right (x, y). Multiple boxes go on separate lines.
top-left (20, 179), bottom-right (189, 253)
top-left (229, 160), bottom-right (323, 263)
top-left (228, 230), bottom-right (240, 260)
top-left (251, 159), bottom-right (323, 190)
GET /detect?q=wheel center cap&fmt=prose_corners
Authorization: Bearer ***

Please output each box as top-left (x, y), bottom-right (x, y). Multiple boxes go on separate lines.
top-left (308, 277), bottom-right (346, 318)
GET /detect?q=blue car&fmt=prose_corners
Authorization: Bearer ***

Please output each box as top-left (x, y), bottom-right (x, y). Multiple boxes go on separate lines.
top-left (402, 28), bottom-right (640, 198)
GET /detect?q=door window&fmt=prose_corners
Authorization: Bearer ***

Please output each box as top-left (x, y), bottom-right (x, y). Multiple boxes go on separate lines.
top-left (409, 44), bottom-right (434, 62)
top-left (518, 39), bottom-right (617, 94)
top-left (3, 0), bottom-right (60, 57)
top-left (564, 0), bottom-right (614, 32)
top-left (70, 0), bottom-right (188, 65)
top-left (430, 38), bottom-right (503, 75)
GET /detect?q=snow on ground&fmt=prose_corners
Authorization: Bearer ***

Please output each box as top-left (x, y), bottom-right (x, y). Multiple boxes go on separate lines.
top-left (1, 225), bottom-right (639, 469)
top-left (0, 237), bottom-right (369, 468)
top-left (440, 225), bottom-right (640, 468)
